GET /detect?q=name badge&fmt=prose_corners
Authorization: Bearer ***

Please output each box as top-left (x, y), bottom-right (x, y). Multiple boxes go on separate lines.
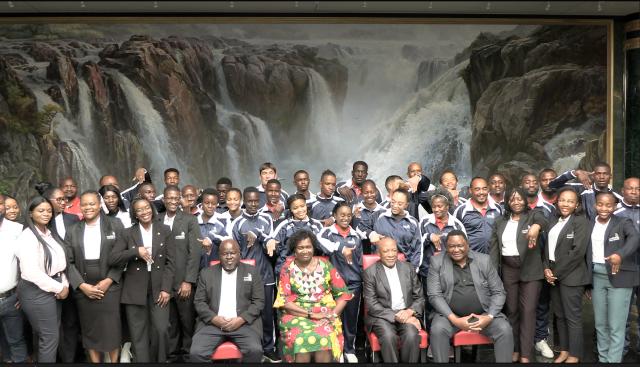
top-left (175, 231), bottom-right (185, 240)
top-left (106, 232), bottom-right (116, 240)
top-left (402, 224), bottom-right (410, 230)
top-left (243, 274), bottom-right (252, 282)
top-left (566, 232), bottom-right (574, 239)
top-left (521, 225), bottom-right (530, 234)
top-left (609, 233), bottom-right (620, 242)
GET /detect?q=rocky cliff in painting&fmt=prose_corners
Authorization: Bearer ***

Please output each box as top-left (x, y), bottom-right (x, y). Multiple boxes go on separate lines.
top-left (0, 34), bottom-right (347, 202)
top-left (461, 25), bottom-right (607, 185)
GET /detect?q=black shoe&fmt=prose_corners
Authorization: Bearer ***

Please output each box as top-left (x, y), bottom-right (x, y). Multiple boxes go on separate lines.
top-left (263, 350), bottom-right (282, 363)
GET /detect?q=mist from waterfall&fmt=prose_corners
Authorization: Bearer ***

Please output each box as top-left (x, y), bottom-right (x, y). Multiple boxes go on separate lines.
top-left (77, 79), bottom-right (93, 139)
top-left (211, 51), bottom-right (278, 185)
top-left (112, 70), bottom-right (190, 184)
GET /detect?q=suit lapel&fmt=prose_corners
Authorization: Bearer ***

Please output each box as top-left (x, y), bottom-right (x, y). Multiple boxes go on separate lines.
top-left (442, 255), bottom-right (454, 302)
top-left (515, 215), bottom-right (528, 258)
top-left (152, 224), bottom-right (163, 260)
top-left (397, 263), bottom-right (410, 305)
top-left (236, 264), bottom-right (245, 311)
top-left (555, 216), bottom-right (573, 259)
top-left (376, 263), bottom-right (392, 298)
top-left (77, 221), bottom-right (86, 260)
top-left (211, 266), bottom-right (222, 313)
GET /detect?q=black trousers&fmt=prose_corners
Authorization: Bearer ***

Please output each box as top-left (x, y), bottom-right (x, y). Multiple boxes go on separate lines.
top-left (189, 324), bottom-right (262, 363)
top-left (341, 287), bottom-right (361, 354)
top-left (551, 283), bottom-right (584, 359)
top-left (168, 291), bottom-right (195, 355)
top-left (370, 317), bottom-right (420, 362)
top-left (57, 291), bottom-right (80, 362)
top-left (261, 284), bottom-right (276, 353)
top-left (125, 294), bottom-right (170, 363)
top-left (17, 280), bottom-right (62, 363)
top-left (501, 256), bottom-right (541, 359)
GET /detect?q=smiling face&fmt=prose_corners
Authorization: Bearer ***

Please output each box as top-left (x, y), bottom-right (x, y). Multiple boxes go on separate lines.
top-left (378, 238), bottom-right (398, 268)
top-left (80, 193), bottom-right (101, 222)
top-left (431, 196), bottom-right (449, 220)
top-left (446, 234), bottom-right (469, 264)
top-left (489, 175), bottom-right (506, 196)
top-left (390, 190), bottom-right (408, 216)
top-left (507, 190), bottom-right (526, 215)
top-left (4, 197), bottom-right (20, 221)
top-left (162, 188), bottom-right (181, 214)
top-left (334, 205), bottom-right (353, 230)
top-left (407, 163), bottom-right (422, 178)
top-left (595, 193), bottom-right (616, 222)
top-left (470, 178), bottom-right (489, 205)
top-left (31, 201), bottom-right (53, 228)
top-left (266, 182), bottom-right (281, 206)
top-left (362, 182), bottom-right (377, 207)
top-left (133, 200), bottom-right (153, 225)
top-left (556, 189), bottom-right (579, 218)
top-left (61, 178), bottom-right (78, 200)
top-left (440, 172), bottom-right (458, 190)
top-left (293, 237), bottom-right (314, 264)
top-left (226, 190), bottom-right (242, 212)
top-left (290, 198), bottom-right (308, 220)
top-left (139, 184), bottom-right (156, 201)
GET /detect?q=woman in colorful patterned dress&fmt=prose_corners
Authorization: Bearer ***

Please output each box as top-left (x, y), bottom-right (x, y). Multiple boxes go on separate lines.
top-left (274, 229), bottom-right (353, 362)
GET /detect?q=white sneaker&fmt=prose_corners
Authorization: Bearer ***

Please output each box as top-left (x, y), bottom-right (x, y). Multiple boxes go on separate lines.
top-left (535, 339), bottom-right (554, 359)
top-left (120, 342), bottom-right (133, 363)
top-left (344, 353), bottom-right (358, 363)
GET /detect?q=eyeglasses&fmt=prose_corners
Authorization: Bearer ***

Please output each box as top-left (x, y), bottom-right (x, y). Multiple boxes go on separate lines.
top-left (53, 197), bottom-right (66, 202)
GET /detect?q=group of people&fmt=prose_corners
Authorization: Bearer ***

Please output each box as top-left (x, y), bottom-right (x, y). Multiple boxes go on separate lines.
top-left (0, 159), bottom-right (638, 364)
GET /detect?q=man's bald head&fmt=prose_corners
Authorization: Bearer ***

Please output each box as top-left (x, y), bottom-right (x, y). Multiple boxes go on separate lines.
top-left (622, 177), bottom-right (640, 206)
top-left (407, 162), bottom-right (423, 178)
top-left (219, 239), bottom-right (241, 272)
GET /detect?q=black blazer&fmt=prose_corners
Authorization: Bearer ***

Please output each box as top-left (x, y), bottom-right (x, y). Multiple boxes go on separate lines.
top-left (65, 214), bottom-right (127, 291)
top-left (489, 209), bottom-right (548, 282)
top-left (543, 215), bottom-right (591, 286)
top-left (50, 212), bottom-right (80, 242)
top-left (193, 263), bottom-right (264, 337)
top-left (587, 215), bottom-right (640, 288)
top-left (156, 211), bottom-right (201, 290)
top-left (114, 222), bottom-right (176, 305)
top-left (362, 260), bottom-right (424, 331)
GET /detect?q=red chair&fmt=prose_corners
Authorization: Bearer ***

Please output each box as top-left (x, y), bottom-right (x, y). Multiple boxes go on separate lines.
top-left (208, 259), bottom-right (257, 361)
top-left (362, 254), bottom-right (428, 363)
top-left (452, 331), bottom-right (493, 363)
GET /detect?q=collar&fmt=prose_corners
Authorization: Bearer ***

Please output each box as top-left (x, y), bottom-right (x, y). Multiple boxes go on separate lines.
top-left (355, 201), bottom-right (385, 212)
top-left (197, 212), bottom-right (221, 225)
top-left (316, 192), bottom-right (338, 200)
top-left (461, 198), bottom-right (499, 217)
top-left (332, 223), bottom-right (354, 238)
top-left (620, 200), bottom-right (640, 209)
top-left (381, 208), bottom-right (407, 220)
top-left (255, 184), bottom-right (266, 193)
top-left (453, 256), bottom-right (474, 268)
top-left (427, 213), bottom-right (457, 227)
top-left (242, 209), bottom-right (262, 219)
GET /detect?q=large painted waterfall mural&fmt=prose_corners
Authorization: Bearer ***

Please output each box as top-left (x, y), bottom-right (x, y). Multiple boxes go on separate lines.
top-left (0, 21), bottom-right (608, 202)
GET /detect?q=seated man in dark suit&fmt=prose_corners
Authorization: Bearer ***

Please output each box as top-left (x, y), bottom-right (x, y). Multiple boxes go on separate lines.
top-left (189, 239), bottom-right (264, 363)
top-left (363, 237), bottom-right (425, 363)
top-left (427, 229), bottom-right (513, 363)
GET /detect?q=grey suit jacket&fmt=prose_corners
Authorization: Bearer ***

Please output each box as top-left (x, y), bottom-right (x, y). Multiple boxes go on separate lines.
top-left (427, 250), bottom-right (506, 319)
top-left (156, 211), bottom-right (201, 290)
top-left (363, 260), bottom-right (424, 331)
top-left (193, 262), bottom-right (265, 337)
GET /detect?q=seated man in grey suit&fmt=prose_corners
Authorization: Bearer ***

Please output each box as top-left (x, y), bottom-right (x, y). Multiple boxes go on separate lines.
top-left (427, 229), bottom-right (513, 363)
top-left (189, 239), bottom-right (264, 362)
top-left (363, 237), bottom-right (425, 362)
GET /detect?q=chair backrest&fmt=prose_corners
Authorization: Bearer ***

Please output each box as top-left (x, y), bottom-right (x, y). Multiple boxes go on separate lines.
top-left (209, 259), bottom-right (256, 267)
top-left (362, 253), bottom-right (406, 270)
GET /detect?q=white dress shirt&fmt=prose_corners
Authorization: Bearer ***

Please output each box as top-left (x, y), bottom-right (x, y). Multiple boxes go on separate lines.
top-left (163, 213), bottom-right (176, 231)
top-left (548, 215), bottom-right (571, 262)
top-left (383, 264), bottom-right (405, 311)
top-left (83, 218), bottom-right (102, 260)
top-left (218, 268), bottom-right (238, 318)
top-left (55, 213), bottom-right (66, 240)
top-left (591, 219), bottom-right (610, 264)
top-left (17, 227), bottom-right (69, 293)
top-left (501, 218), bottom-right (520, 256)
top-left (140, 224), bottom-right (153, 271)
top-left (0, 220), bottom-right (23, 293)
top-left (115, 210), bottom-right (132, 228)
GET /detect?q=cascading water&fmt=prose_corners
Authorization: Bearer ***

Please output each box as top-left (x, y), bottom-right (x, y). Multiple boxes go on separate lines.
top-left (77, 79), bottom-right (94, 139)
top-left (211, 50), bottom-right (278, 185)
top-left (303, 68), bottom-right (341, 163)
top-left (111, 70), bottom-right (190, 184)
top-left (355, 60), bottom-right (473, 187)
